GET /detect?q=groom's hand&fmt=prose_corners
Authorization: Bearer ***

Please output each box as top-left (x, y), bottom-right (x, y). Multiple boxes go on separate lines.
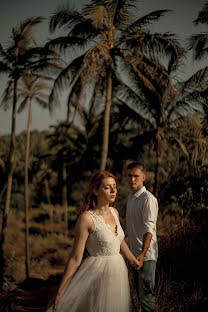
top-left (137, 253), bottom-right (144, 268)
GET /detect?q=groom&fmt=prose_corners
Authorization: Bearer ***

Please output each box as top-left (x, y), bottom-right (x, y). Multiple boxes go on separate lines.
top-left (126, 162), bottom-right (158, 312)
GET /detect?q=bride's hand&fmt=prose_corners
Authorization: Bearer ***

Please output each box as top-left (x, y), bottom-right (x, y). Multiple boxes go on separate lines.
top-left (131, 258), bottom-right (142, 270)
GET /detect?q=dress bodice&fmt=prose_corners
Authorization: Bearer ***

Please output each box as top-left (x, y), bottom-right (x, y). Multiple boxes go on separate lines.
top-left (86, 207), bottom-right (124, 257)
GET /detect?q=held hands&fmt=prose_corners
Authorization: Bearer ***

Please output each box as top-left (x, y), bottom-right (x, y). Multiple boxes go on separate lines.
top-left (130, 256), bottom-right (143, 270)
top-left (136, 253), bottom-right (145, 269)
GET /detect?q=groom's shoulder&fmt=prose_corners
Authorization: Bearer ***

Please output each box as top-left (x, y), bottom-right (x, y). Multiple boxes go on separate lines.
top-left (143, 189), bottom-right (157, 202)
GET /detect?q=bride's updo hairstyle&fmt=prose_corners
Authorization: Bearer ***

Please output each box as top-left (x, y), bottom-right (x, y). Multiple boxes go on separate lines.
top-left (80, 171), bottom-right (117, 213)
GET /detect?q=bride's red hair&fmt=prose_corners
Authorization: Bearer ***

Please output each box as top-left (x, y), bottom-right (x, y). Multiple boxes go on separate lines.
top-left (80, 171), bottom-right (117, 214)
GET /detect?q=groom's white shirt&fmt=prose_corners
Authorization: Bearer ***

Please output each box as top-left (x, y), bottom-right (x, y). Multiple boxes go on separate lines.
top-left (126, 186), bottom-right (158, 262)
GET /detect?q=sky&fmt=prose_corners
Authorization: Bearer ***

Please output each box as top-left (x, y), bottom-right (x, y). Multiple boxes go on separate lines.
top-left (0, 0), bottom-right (207, 135)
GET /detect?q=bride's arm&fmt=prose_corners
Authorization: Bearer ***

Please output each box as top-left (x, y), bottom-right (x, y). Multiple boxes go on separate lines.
top-left (120, 240), bottom-right (142, 270)
top-left (54, 212), bottom-right (92, 310)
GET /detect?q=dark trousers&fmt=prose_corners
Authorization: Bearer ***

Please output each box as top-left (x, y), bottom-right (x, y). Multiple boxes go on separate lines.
top-left (133, 260), bottom-right (158, 312)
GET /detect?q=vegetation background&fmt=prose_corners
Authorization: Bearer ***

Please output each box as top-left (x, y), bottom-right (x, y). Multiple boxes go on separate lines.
top-left (0, 0), bottom-right (208, 311)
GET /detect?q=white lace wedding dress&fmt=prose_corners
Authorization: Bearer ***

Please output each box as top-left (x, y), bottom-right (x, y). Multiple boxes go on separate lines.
top-left (48, 207), bottom-right (131, 312)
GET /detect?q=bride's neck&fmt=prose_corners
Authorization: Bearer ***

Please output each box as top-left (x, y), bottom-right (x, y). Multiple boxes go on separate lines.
top-left (95, 203), bottom-right (110, 215)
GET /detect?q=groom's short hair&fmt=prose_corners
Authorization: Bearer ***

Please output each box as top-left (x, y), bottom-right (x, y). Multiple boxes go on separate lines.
top-left (127, 162), bottom-right (146, 175)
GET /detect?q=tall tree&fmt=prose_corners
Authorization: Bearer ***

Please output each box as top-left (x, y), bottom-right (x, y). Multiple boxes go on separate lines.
top-left (47, 122), bottom-right (86, 227)
top-left (189, 1), bottom-right (208, 136)
top-left (47, 0), bottom-right (183, 170)
top-left (116, 63), bottom-right (208, 196)
top-left (0, 16), bottom-right (60, 286)
top-left (0, 17), bottom-right (44, 286)
top-left (16, 74), bottom-right (52, 279)
top-left (35, 161), bottom-right (57, 227)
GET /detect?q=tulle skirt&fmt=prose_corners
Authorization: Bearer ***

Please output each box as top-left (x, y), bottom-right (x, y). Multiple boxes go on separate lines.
top-left (47, 253), bottom-right (131, 312)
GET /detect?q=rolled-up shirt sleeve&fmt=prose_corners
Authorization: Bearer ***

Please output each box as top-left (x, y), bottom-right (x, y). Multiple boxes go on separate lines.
top-left (142, 197), bottom-right (158, 235)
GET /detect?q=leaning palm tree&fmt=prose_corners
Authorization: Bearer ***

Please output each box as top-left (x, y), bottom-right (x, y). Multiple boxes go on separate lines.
top-left (0, 16), bottom-right (61, 286)
top-left (47, 0), bottom-right (184, 170)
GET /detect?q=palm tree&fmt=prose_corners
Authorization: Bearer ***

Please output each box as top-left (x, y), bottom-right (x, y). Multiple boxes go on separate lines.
top-left (0, 158), bottom-right (6, 206)
top-left (47, 122), bottom-right (86, 227)
top-left (189, 1), bottom-right (208, 136)
top-left (0, 17), bottom-right (45, 285)
top-left (35, 161), bottom-right (57, 228)
top-left (0, 16), bottom-right (61, 286)
top-left (35, 162), bottom-right (57, 206)
top-left (47, 0), bottom-right (184, 170)
top-left (116, 57), bottom-right (207, 196)
top-left (15, 74), bottom-right (52, 279)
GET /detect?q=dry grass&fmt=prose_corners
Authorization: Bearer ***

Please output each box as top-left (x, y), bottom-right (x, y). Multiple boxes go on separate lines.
top-left (0, 206), bottom-right (75, 285)
top-left (0, 207), bottom-right (208, 311)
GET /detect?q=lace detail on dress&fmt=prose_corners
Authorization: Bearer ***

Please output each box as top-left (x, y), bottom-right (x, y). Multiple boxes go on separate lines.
top-left (86, 207), bottom-right (124, 257)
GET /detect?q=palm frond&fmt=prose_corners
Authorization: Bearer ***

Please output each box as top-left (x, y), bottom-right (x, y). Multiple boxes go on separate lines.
top-left (23, 49), bottom-right (63, 76)
top-left (179, 116), bottom-right (208, 166)
top-left (0, 80), bottom-right (13, 109)
top-left (50, 4), bottom-right (99, 40)
top-left (115, 93), bottom-right (154, 128)
top-left (35, 97), bottom-right (49, 108)
top-left (49, 4), bottom-right (82, 33)
top-left (114, 73), bottom-right (157, 125)
top-left (123, 54), bottom-right (173, 106)
top-left (122, 9), bottom-right (172, 35)
top-left (89, 0), bottom-right (136, 7)
top-left (34, 81), bottom-right (51, 90)
top-left (115, 100), bottom-right (151, 131)
top-left (0, 44), bottom-right (11, 60)
top-left (69, 19), bottom-right (100, 39)
top-left (17, 97), bottom-right (29, 113)
top-left (83, 5), bottom-right (108, 29)
top-left (35, 92), bottom-right (50, 99)
top-left (19, 16), bottom-right (45, 33)
top-left (171, 92), bottom-right (202, 118)
top-left (9, 16), bottom-right (44, 54)
top-left (177, 66), bottom-right (208, 96)
top-left (46, 36), bottom-right (88, 53)
top-left (49, 54), bottom-right (84, 112)
top-left (0, 61), bottom-right (11, 73)
top-left (121, 31), bottom-right (185, 73)
top-left (108, 0), bottom-right (136, 30)
top-left (188, 33), bottom-right (208, 60)
top-left (174, 137), bottom-right (189, 159)
top-left (194, 2), bottom-right (208, 25)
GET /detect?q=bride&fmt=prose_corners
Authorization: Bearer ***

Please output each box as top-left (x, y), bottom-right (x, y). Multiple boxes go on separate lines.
top-left (47, 171), bottom-right (142, 312)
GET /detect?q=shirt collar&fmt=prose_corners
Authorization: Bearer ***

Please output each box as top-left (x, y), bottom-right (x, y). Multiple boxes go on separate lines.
top-left (133, 186), bottom-right (146, 198)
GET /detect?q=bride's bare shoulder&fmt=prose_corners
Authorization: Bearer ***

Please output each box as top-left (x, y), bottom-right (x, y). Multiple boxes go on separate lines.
top-left (77, 211), bottom-right (94, 228)
top-left (112, 207), bottom-right (119, 218)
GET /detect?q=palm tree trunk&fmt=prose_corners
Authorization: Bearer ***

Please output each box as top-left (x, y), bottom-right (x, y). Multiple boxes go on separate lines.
top-left (0, 183), bottom-right (7, 206)
top-left (44, 178), bottom-right (51, 205)
top-left (62, 163), bottom-right (68, 227)
top-left (44, 178), bottom-right (53, 229)
top-left (66, 102), bottom-right (70, 123)
top-left (153, 137), bottom-right (162, 197)
top-left (0, 79), bottom-right (18, 287)
top-left (24, 99), bottom-right (32, 279)
top-left (100, 69), bottom-right (112, 171)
